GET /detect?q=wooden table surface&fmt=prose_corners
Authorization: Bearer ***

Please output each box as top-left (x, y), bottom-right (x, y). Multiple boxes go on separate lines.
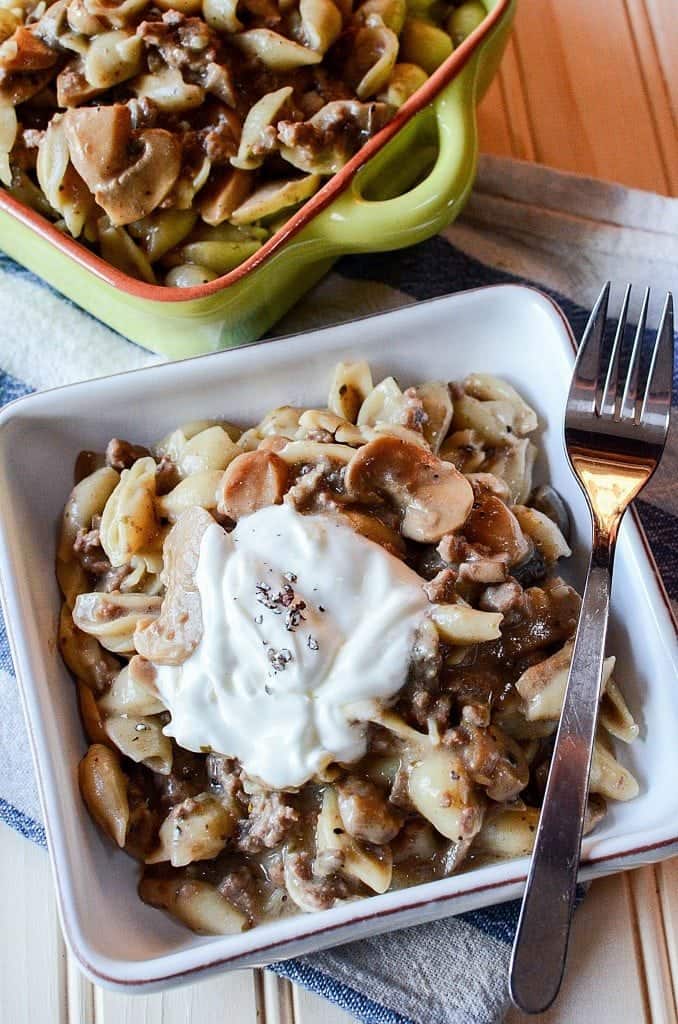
top-left (2, 2), bottom-right (677, 1022)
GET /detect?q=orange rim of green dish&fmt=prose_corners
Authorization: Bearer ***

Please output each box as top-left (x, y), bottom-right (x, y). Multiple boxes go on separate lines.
top-left (0, 0), bottom-right (512, 304)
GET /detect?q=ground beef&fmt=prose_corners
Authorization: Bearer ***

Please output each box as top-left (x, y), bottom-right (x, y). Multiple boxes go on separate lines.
top-left (313, 848), bottom-right (345, 877)
top-left (236, 790), bottom-right (300, 854)
top-left (127, 96), bottom-right (159, 130)
top-left (444, 719), bottom-right (528, 802)
top-left (401, 388), bottom-right (428, 432)
top-left (398, 619), bottom-right (443, 727)
top-left (138, 12), bottom-right (219, 75)
top-left (437, 533), bottom-right (469, 566)
top-left (155, 748), bottom-right (206, 811)
top-left (478, 579), bottom-right (524, 613)
top-left (102, 564), bottom-right (134, 592)
top-left (423, 567), bottom-right (458, 603)
top-left (389, 762), bottom-right (414, 812)
top-left (499, 578), bottom-right (581, 659)
top-left (205, 753), bottom-right (244, 811)
top-left (73, 525), bottom-right (109, 575)
top-left (199, 109), bottom-right (239, 163)
top-left (408, 690), bottom-right (452, 731)
top-left (284, 461), bottom-right (345, 514)
top-left (457, 557), bottom-right (508, 585)
top-left (285, 850), bottom-right (351, 910)
top-left (218, 862), bottom-right (260, 920)
top-left (276, 100), bottom-right (391, 172)
top-left (155, 455), bottom-right (179, 494)
top-left (411, 544), bottom-right (448, 581)
top-left (105, 438), bottom-right (151, 471)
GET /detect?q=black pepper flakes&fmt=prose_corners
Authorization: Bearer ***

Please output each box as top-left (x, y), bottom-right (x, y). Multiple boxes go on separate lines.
top-left (267, 647), bottom-right (293, 672)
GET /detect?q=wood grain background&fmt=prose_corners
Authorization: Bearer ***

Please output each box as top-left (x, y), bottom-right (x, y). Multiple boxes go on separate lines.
top-left (1, 1), bottom-right (676, 1021)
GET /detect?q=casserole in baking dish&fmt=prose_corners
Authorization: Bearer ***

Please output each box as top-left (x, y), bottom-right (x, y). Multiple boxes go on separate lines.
top-left (0, 286), bottom-right (675, 991)
top-left (0, 0), bottom-right (514, 357)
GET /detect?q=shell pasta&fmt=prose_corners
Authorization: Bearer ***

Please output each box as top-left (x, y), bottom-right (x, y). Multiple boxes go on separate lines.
top-left (1, 0), bottom-right (486, 285)
top-left (59, 362), bottom-right (639, 936)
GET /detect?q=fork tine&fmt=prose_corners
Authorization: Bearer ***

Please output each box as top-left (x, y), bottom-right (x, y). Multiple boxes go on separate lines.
top-left (600, 283), bottom-right (630, 417)
top-left (570, 282), bottom-right (610, 413)
top-left (620, 286), bottom-right (650, 421)
top-left (640, 293), bottom-right (674, 431)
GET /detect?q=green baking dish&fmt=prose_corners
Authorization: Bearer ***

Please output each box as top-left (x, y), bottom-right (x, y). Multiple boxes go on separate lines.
top-left (0, 0), bottom-right (514, 359)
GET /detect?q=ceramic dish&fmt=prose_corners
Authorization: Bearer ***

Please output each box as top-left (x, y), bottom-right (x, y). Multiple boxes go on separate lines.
top-left (0, 0), bottom-right (514, 359)
top-left (0, 284), bottom-right (676, 992)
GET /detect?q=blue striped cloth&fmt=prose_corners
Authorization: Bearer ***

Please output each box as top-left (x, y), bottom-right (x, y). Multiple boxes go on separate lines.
top-left (0, 157), bottom-right (676, 1023)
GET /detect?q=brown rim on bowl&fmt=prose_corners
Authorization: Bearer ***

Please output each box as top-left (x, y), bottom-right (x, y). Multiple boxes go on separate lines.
top-left (0, 0), bottom-right (512, 303)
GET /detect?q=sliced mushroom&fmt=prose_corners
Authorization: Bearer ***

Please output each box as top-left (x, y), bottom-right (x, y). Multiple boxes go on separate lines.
top-left (134, 505), bottom-right (213, 665)
top-left (230, 174), bottom-right (321, 225)
top-left (345, 435), bottom-right (474, 542)
top-left (216, 449), bottom-right (289, 520)
top-left (63, 103), bottom-right (181, 226)
top-left (463, 491), bottom-right (531, 565)
top-left (0, 25), bottom-right (57, 73)
top-left (336, 508), bottom-right (406, 557)
top-left (200, 168), bottom-right (253, 226)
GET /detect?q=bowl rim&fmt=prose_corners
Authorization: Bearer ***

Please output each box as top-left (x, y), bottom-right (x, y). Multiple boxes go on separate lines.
top-left (0, 0), bottom-right (512, 304)
top-left (0, 284), bottom-right (676, 991)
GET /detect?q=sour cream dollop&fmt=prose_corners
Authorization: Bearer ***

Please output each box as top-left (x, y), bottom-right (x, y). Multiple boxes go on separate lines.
top-left (154, 503), bottom-right (430, 788)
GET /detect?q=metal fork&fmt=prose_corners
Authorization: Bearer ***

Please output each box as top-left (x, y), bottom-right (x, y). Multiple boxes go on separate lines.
top-left (509, 284), bottom-right (674, 1014)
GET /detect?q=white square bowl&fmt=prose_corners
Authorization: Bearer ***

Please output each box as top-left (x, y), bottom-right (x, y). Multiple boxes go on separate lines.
top-left (0, 285), bottom-right (676, 992)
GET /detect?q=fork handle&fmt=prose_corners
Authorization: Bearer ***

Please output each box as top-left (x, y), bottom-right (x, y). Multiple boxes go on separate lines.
top-left (509, 541), bottom-right (613, 1014)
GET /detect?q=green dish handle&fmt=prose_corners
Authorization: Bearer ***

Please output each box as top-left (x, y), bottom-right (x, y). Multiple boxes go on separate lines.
top-left (306, 56), bottom-right (480, 255)
top-left (305, 0), bottom-right (514, 255)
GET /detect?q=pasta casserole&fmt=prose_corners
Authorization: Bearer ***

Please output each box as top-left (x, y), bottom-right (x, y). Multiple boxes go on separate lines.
top-left (1, 0), bottom-right (486, 286)
top-left (57, 362), bottom-right (640, 936)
